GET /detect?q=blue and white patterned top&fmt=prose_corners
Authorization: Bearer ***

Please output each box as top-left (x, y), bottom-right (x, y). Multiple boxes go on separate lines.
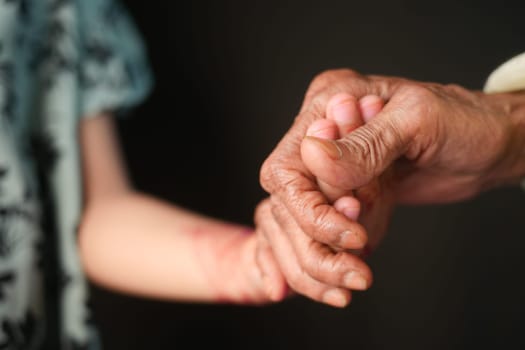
top-left (0, 0), bottom-right (152, 348)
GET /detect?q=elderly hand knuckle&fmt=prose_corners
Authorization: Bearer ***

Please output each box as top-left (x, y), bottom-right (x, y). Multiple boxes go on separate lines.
top-left (317, 252), bottom-right (338, 277)
top-left (261, 158), bottom-right (295, 195)
top-left (310, 204), bottom-right (338, 244)
top-left (260, 157), bottom-right (277, 192)
top-left (444, 83), bottom-right (468, 95)
top-left (308, 72), bottom-right (327, 93)
top-left (311, 69), bottom-right (361, 91)
top-left (301, 255), bottom-right (318, 277)
top-left (301, 244), bottom-right (324, 274)
top-left (403, 84), bottom-right (435, 104)
top-left (335, 252), bottom-right (356, 271)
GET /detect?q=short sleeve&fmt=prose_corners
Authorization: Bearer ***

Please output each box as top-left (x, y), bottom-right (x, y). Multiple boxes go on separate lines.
top-left (76, 0), bottom-right (153, 119)
top-left (483, 52), bottom-right (525, 191)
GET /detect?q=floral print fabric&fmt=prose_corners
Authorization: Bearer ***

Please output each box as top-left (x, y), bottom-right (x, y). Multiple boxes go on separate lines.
top-left (0, 0), bottom-right (152, 348)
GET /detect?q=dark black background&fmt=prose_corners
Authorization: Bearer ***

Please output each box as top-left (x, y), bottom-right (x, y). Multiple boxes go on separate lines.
top-left (91, 1), bottom-right (525, 349)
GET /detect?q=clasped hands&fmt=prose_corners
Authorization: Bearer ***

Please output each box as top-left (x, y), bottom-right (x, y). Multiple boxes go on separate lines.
top-left (251, 69), bottom-right (525, 307)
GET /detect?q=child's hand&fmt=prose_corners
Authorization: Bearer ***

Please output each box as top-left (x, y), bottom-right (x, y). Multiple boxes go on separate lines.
top-left (192, 222), bottom-right (289, 304)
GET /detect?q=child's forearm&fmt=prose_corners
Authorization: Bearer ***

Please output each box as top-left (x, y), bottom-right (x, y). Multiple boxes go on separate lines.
top-left (78, 191), bottom-right (264, 303)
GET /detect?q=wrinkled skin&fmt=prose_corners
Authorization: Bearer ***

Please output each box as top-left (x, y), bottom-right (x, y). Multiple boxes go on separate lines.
top-left (301, 92), bottom-right (392, 256)
top-left (255, 69), bottom-right (525, 307)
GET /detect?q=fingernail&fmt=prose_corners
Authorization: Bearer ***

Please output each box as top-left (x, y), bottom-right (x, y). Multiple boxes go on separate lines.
top-left (344, 271), bottom-right (368, 290)
top-left (303, 136), bottom-right (342, 159)
top-left (309, 126), bottom-right (333, 138)
top-left (343, 207), bottom-right (360, 221)
top-left (322, 289), bottom-right (349, 308)
top-left (339, 230), bottom-right (367, 248)
top-left (359, 95), bottom-right (383, 122)
top-left (334, 196), bottom-right (361, 220)
top-left (331, 99), bottom-right (357, 125)
top-left (306, 119), bottom-right (338, 139)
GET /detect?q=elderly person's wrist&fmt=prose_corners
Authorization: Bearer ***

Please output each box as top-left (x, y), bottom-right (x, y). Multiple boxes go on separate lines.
top-left (481, 91), bottom-right (525, 190)
top-left (508, 92), bottom-right (525, 190)
top-left (487, 91), bottom-right (525, 189)
top-left (483, 53), bottom-right (525, 192)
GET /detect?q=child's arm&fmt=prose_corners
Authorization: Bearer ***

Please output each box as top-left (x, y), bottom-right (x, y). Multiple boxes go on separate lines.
top-left (77, 113), bottom-right (287, 304)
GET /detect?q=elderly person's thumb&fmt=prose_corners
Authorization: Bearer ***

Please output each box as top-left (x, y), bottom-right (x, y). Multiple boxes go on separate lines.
top-left (300, 111), bottom-right (411, 191)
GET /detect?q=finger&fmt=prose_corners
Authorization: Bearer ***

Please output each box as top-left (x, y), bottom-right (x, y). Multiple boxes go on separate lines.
top-left (261, 157), bottom-right (368, 249)
top-left (255, 199), bottom-right (352, 307)
top-left (306, 93), bottom-right (368, 202)
top-left (305, 119), bottom-right (350, 202)
top-left (299, 69), bottom-right (396, 113)
top-left (260, 78), bottom-right (396, 250)
top-left (329, 95), bottom-right (383, 218)
top-left (333, 196), bottom-right (361, 221)
top-left (255, 233), bottom-right (289, 301)
top-left (359, 95), bottom-right (384, 122)
top-left (333, 196), bottom-right (366, 257)
top-left (301, 100), bottom-right (417, 191)
top-left (307, 96), bottom-right (383, 260)
top-left (326, 93), bottom-right (363, 136)
top-left (322, 93), bottom-right (364, 201)
top-left (305, 118), bottom-right (339, 140)
top-left (270, 197), bottom-right (373, 291)
top-left (302, 94), bottom-right (384, 199)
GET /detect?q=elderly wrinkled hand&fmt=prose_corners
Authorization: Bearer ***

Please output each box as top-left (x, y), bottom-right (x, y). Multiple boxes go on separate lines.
top-left (256, 68), bottom-right (525, 307)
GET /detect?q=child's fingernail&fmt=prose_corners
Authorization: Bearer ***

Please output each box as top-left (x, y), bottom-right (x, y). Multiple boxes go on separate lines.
top-left (306, 119), bottom-right (338, 139)
top-left (334, 196), bottom-right (361, 220)
top-left (343, 207), bottom-right (360, 220)
top-left (360, 95), bottom-right (383, 122)
top-left (332, 98), bottom-right (357, 124)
